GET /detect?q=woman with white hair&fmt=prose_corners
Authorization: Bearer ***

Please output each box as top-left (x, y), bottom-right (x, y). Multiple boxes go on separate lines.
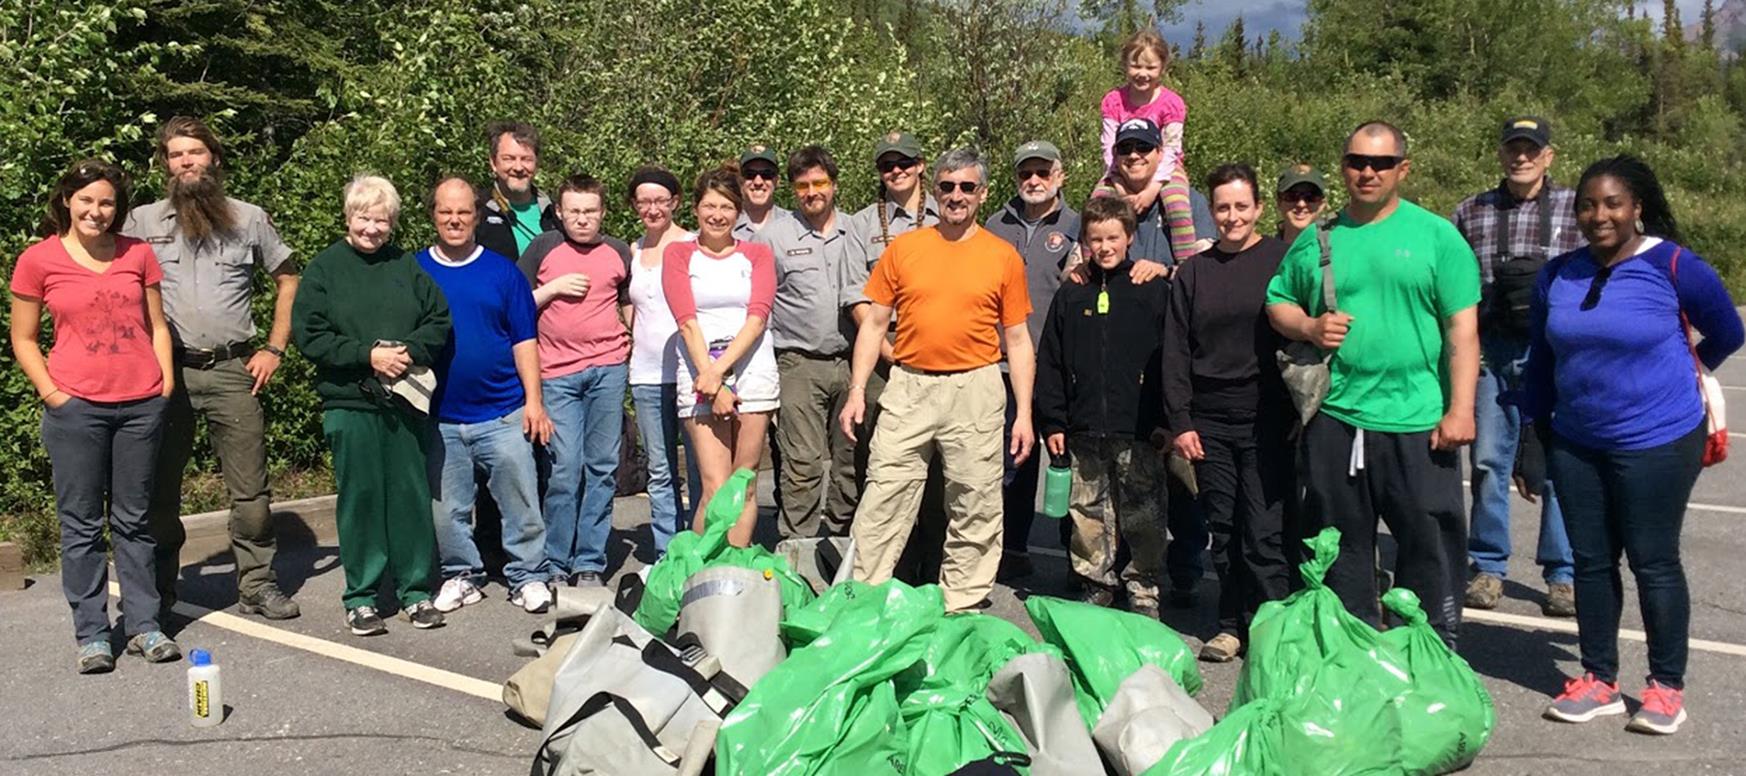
top-left (292, 174), bottom-right (452, 636)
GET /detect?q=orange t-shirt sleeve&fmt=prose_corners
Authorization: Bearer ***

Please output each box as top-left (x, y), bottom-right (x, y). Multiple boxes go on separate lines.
top-left (864, 244), bottom-right (899, 307)
top-left (997, 246), bottom-right (1032, 328)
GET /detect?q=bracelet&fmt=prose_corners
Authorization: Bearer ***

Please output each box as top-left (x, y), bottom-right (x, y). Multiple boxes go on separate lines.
top-left (849, 384), bottom-right (866, 393)
top-left (261, 344), bottom-right (286, 357)
top-left (41, 389), bottom-right (65, 402)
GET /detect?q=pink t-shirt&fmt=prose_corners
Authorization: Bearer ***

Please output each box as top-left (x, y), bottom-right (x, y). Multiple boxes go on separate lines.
top-left (1100, 86), bottom-right (1188, 182)
top-left (535, 240), bottom-right (632, 379)
top-left (9, 236), bottom-right (165, 402)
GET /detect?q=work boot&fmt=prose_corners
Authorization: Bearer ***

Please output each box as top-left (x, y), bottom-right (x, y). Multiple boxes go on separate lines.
top-left (1200, 633), bottom-right (1242, 663)
top-left (77, 641), bottom-right (115, 675)
top-left (1464, 573), bottom-right (1503, 609)
top-left (1542, 582), bottom-right (1576, 618)
top-left (1077, 580), bottom-right (1116, 608)
top-left (238, 584), bottom-right (302, 620)
top-left (997, 551), bottom-right (1034, 582)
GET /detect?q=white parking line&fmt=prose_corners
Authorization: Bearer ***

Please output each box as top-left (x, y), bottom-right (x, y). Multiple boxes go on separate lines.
top-left (107, 582), bottom-right (502, 702)
top-left (1461, 479), bottom-right (1746, 516)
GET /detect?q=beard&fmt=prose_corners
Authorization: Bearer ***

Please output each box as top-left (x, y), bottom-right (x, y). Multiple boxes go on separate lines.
top-left (1019, 185), bottom-right (1057, 206)
top-left (167, 170), bottom-right (237, 243)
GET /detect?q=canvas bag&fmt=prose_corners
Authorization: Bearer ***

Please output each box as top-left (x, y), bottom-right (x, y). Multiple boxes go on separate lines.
top-left (1089, 665), bottom-right (1215, 776)
top-left (675, 565), bottom-right (788, 696)
top-left (983, 652), bottom-right (1103, 776)
top-left (1275, 221), bottom-right (1337, 425)
top-left (1672, 248), bottom-right (1729, 466)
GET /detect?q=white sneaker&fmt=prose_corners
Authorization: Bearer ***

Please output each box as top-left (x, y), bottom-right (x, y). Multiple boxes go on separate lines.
top-left (511, 581), bottom-right (554, 614)
top-left (434, 577), bottom-right (483, 613)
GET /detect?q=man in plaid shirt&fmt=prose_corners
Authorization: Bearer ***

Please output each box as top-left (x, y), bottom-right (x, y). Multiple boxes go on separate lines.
top-left (1451, 115), bottom-right (1586, 617)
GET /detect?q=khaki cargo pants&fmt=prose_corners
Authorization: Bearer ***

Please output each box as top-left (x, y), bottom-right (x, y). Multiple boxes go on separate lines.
top-left (851, 364), bottom-right (1005, 611)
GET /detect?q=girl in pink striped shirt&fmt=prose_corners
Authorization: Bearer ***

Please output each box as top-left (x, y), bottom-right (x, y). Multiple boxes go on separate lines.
top-left (1098, 27), bottom-right (1198, 261)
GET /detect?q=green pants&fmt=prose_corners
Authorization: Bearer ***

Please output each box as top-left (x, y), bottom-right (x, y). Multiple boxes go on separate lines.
top-left (774, 351), bottom-right (857, 539)
top-left (323, 407), bottom-right (436, 609)
top-left (148, 357), bottom-right (277, 601)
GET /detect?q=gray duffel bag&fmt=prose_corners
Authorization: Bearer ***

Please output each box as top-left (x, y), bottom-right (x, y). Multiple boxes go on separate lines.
top-left (985, 652), bottom-right (1103, 775)
top-left (675, 565), bottom-right (787, 694)
top-left (1090, 665), bottom-right (1215, 776)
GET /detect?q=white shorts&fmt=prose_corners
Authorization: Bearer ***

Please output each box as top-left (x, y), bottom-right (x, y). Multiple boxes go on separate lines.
top-left (675, 339), bottom-right (780, 419)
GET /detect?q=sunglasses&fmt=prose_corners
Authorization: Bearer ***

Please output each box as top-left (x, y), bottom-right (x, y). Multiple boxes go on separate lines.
top-left (1343, 154), bottom-right (1405, 172)
top-left (936, 181), bottom-right (980, 194)
top-left (742, 167), bottom-right (779, 182)
top-left (792, 180), bottom-right (834, 194)
top-left (1017, 168), bottom-right (1055, 182)
top-left (877, 157), bottom-right (920, 174)
top-left (1580, 264), bottom-right (1615, 311)
top-left (1114, 142), bottom-right (1157, 156)
top-left (1279, 191), bottom-right (1325, 205)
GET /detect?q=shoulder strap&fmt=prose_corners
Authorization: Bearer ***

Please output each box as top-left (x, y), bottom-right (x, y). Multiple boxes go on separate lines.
top-left (1315, 219), bottom-right (1336, 313)
top-left (1538, 182), bottom-right (1554, 258)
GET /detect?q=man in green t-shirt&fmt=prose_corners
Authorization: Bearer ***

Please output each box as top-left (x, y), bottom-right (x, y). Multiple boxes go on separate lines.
top-left (1265, 120), bottom-right (1481, 646)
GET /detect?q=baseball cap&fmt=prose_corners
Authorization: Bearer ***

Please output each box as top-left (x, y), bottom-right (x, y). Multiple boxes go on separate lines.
top-left (1275, 164), bottom-right (1327, 196)
top-left (1113, 119), bottom-right (1162, 148)
top-left (1499, 116), bottom-right (1551, 147)
top-left (872, 131), bottom-right (923, 161)
top-left (1013, 140), bottom-right (1061, 167)
top-left (739, 144), bottom-right (780, 168)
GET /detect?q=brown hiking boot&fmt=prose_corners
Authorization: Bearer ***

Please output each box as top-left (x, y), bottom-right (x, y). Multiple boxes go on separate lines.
top-left (1542, 582), bottom-right (1577, 618)
top-left (1464, 573), bottom-right (1503, 610)
top-left (1200, 633), bottom-right (1242, 663)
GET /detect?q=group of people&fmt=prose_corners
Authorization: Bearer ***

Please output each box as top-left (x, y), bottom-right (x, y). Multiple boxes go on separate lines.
top-left (11, 27), bottom-right (1739, 740)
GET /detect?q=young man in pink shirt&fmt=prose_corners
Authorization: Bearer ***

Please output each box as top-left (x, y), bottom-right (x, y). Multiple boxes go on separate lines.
top-left (516, 175), bottom-right (634, 587)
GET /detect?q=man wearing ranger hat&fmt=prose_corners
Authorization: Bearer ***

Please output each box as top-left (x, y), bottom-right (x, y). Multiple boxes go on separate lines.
top-left (985, 140), bottom-right (1080, 580)
top-left (1451, 115), bottom-right (1584, 617)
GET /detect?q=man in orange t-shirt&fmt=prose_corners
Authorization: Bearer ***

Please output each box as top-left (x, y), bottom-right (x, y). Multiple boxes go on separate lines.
top-left (838, 147), bottom-right (1037, 612)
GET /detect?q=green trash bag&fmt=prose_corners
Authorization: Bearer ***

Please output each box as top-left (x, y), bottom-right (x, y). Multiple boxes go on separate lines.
top-left (1025, 595), bottom-right (1202, 728)
top-left (894, 614), bottom-right (1041, 774)
top-left (1153, 646), bottom-right (1409, 776)
top-left (1380, 587), bottom-right (1497, 774)
top-left (1230, 527), bottom-right (1403, 711)
top-left (632, 468), bottom-right (814, 635)
top-left (715, 580), bottom-right (944, 776)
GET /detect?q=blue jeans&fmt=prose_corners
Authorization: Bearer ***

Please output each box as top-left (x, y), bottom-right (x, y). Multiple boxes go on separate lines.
top-left (1550, 421), bottom-right (1703, 688)
top-left (429, 407), bottom-right (550, 589)
top-left (1469, 335), bottom-right (1574, 585)
top-left (631, 383), bottom-right (702, 555)
top-left (543, 364), bottom-right (628, 575)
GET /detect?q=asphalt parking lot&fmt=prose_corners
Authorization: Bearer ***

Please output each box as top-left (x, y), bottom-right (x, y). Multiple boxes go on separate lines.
top-left (6, 360), bottom-right (1746, 775)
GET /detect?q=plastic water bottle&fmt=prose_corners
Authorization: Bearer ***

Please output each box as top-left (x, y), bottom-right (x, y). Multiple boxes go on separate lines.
top-left (187, 649), bottom-right (222, 728)
top-left (1043, 460), bottom-right (1072, 519)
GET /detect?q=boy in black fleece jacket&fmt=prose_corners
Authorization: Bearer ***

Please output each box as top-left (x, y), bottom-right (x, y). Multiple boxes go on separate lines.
top-left (1036, 197), bottom-right (1169, 616)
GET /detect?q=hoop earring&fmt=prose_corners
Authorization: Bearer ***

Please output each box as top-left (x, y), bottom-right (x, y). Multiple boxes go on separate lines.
top-left (1634, 218), bottom-right (1645, 233)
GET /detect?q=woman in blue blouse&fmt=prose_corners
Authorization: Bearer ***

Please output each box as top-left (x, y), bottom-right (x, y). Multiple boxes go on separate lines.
top-left (1526, 155), bottom-right (1743, 735)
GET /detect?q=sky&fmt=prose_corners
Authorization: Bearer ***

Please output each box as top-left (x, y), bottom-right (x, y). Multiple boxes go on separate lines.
top-left (1156, 0), bottom-right (1718, 48)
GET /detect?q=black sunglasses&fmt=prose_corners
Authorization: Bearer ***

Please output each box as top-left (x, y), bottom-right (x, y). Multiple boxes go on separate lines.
top-left (742, 167), bottom-right (779, 182)
top-left (1580, 264), bottom-right (1615, 311)
top-left (1279, 191), bottom-right (1325, 205)
top-left (1343, 153), bottom-right (1405, 172)
top-left (937, 181), bottom-right (980, 194)
top-left (1114, 141), bottom-right (1157, 156)
top-left (1017, 168), bottom-right (1056, 181)
top-left (876, 157), bottom-right (920, 174)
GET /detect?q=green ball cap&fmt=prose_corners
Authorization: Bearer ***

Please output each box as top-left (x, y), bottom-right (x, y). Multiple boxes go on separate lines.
top-left (1013, 140), bottom-right (1061, 167)
top-left (739, 144), bottom-right (779, 168)
top-left (872, 131), bottom-right (923, 162)
top-left (1275, 164), bottom-right (1327, 196)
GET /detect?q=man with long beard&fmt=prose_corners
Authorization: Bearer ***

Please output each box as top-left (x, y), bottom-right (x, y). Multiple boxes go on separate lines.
top-left (125, 117), bottom-right (302, 620)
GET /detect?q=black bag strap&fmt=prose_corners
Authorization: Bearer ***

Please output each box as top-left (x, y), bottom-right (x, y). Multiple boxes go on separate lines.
top-left (1495, 179), bottom-right (1555, 266)
top-left (638, 639), bottom-right (739, 713)
top-left (530, 692), bottom-right (682, 776)
top-left (668, 632), bottom-right (752, 704)
top-left (1315, 218), bottom-right (1336, 314)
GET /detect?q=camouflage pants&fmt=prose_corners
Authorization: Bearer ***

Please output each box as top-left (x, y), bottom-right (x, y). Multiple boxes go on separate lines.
top-left (1067, 435), bottom-right (1166, 606)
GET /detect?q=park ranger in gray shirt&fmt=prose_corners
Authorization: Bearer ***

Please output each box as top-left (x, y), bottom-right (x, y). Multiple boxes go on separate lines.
top-left (754, 146), bottom-right (870, 539)
top-left (123, 117), bottom-right (302, 621)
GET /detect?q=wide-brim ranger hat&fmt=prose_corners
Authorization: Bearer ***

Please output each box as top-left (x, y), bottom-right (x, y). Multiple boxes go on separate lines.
top-left (1499, 115), bottom-right (1552, 147)
top-left (872, 131), bottom-right (924, 161)
top-left (739, 144), bottom-right (780, 168)
top-left (1276, 164), bottom-right (1327, 196)
top-left (1113, 119), bottom-right (1162, 148)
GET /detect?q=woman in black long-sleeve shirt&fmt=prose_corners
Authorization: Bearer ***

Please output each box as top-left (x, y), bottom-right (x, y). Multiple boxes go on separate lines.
top-left (1163, 163), bottom-right (1293, 663)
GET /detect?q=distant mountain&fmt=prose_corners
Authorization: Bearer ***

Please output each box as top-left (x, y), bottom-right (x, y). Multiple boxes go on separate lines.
top-left (1691, 0), bottom-right (1746, 52)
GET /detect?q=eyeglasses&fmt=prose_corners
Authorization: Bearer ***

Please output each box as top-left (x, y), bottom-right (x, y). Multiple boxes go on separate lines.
top-left (1343, 154), bottom-right (1405, 172)
top-left (1114, 142), bottom-right (1157, 156)
top-left (1580, 264), bottom-right (1615, 311)
top-left (792, 180), bottom-right (834, 194)
top-left (877, 157), bottom-right (920, 174)
top-left (632, 198), bottom-right (675, 211)
top-left (1017, 168), bottom-right (1055, 182)
top-left (936, 181), bottom-right (980, 194)
top-left (742, 167), bottom-right (778, 182)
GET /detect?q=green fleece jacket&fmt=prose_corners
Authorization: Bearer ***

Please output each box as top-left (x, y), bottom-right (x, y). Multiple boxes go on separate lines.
top-left (292, 239), bottom-right (451, 411)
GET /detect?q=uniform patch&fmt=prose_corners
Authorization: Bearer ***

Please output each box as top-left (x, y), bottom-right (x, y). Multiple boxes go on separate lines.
top-left (785, 247), bottom-right (815, 257)
top-left (1045, 231), bottom-right (1067, 252)
top-left (486, 216), bottom-right (505, 225)
top-left (145, 235), bottom-right (174, 245)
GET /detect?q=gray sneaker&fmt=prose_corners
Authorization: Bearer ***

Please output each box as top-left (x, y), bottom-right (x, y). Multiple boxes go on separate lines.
top-left (1464, 573), bottom-right (1503, 609)
top-left (1542, 582), bottom-right (1577, 618)
top-left (347, 606), bottom-right (388, 637)
top-left (1625, 680), bottom-right (1687, 735)
top-left (400, 600), bottom-right (446, 630)
top-left (1544, 673), bottom-right (1626, 723)
top-left (77, 640), bottom-right (115, 674)
top-left (238, 585), bottom-right (302, 620)
top-left (125, 631), bottom-right (182, 663)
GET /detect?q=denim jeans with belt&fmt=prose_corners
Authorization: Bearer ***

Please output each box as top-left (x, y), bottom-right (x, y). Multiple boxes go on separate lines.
top-left (429, 407), bottom-right (550, 589)
top-left (1469, 334), bottom-right (1573, 584)
top-left (542, 363), bottom-right (627, 575)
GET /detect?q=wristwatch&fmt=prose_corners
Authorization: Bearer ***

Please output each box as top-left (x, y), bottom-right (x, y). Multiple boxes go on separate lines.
top-left (261, 344), bottom-right (286, 357)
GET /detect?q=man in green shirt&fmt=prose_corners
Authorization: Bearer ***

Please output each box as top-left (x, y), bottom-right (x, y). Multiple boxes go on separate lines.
top-left (1265, 120), bottom-right (1480, 646)
top-left (475, 121), bottom-right (558, 261)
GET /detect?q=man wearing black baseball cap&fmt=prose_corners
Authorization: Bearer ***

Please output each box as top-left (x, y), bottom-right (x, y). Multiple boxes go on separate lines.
top-left (1451, 115), bottom-right (1584, 618)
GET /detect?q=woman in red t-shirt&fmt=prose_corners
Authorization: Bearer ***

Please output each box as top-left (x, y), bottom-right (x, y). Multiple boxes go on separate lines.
top-left (9, 160), bottom-right (176, 674)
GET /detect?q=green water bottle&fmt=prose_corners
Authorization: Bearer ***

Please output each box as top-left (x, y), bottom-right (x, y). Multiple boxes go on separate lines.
top-left (1042, 457), bottom-right (1071, 519)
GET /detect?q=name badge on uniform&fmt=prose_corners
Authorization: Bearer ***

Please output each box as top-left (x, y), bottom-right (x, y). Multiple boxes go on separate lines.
top-left (145, 236), bottom-right (174, 245)
top-left (785, 247), bottom-right (815, 257)
top-left (871, 236), bottom-right (891, 245)
top-left (486, 216), bottom-right (505, 225)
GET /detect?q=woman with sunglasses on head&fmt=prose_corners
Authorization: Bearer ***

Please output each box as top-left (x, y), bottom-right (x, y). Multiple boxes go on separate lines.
top-left (626, 166), bottom-right (703, 556)
top-left (664, 164), bottom-right (779, 547)
top-left (1527, 155), bottom-right (1742, 735)
top-left (12, 159), bottom-right (178, 673)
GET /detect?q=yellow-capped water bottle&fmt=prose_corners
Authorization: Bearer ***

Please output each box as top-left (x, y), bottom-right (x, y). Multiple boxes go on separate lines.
top-left (1043, 457), bottom-right (1071, 519)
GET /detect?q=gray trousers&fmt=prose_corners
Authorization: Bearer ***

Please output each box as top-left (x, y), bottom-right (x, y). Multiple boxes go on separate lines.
top-left (774, 351), bottom-right (857, 539)
top-left (147, 357), bottom-right (277, 601)
top-left (43, 395), bottom-right (168, 644)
